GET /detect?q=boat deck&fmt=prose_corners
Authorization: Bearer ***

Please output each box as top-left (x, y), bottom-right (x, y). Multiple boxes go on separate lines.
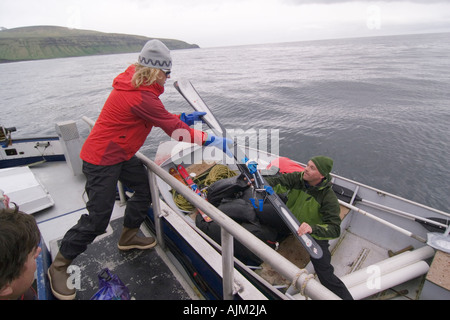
top-left (30, 160), bottom-right (197, 300)
top-left (49, 217), bottom-right (193, 300)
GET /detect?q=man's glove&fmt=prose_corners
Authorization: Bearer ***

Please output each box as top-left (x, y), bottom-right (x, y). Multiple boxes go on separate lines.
top-left (204, 134), bottom-right (233, 157)
top-left (264, 186), bottom-right (274, 195)
top-left (246, 161), bottom-right (258, 174)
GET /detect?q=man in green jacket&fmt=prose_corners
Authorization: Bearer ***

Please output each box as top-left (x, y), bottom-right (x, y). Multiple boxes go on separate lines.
top-left (266, 156), bottom-right (353, 300)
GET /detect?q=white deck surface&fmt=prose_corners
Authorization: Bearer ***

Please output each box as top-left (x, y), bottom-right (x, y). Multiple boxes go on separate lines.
top-left (0, 166), bottom-right (54, 214)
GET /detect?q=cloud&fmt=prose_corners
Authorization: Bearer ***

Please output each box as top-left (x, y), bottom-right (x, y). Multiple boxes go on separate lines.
top-left (1, 0), bottom-right (450, 47)
top-left (283, 0), bottom-right (450, 3)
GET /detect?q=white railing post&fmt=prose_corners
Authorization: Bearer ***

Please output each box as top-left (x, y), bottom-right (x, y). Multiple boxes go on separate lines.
top-left (148, 170), bottom-right (165, 250)
top-left (221, 228), bottom-right (235, 300)
top-left (117, 181), bottom-right (127, 206)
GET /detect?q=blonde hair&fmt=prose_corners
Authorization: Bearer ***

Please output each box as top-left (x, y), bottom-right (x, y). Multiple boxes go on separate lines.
top-left (131, 63), bottom-right (163, 88)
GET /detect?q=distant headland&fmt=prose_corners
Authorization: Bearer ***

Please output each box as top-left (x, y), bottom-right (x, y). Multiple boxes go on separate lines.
top-left (0, 25), bottom-right (199, 63)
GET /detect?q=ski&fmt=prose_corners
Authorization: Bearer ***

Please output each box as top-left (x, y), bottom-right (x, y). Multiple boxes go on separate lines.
top-left (177, 163), bottom-right (212, 222)
top-left (177, 164), bottom-right (199, 193)
top-left (169, 167), bottom-right (186, 185)
top-left (174, 79), bottom-right (323, 259)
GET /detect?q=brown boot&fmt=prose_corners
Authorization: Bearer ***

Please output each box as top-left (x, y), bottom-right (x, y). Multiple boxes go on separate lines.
top-left (47, 252), bottom-right (76, 300)
top-left (117, 227), bottom-right (157, 251)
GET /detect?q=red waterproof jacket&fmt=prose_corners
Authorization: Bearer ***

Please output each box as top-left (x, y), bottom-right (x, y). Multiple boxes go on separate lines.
top-left (80, 65), bottom-right (206, 166)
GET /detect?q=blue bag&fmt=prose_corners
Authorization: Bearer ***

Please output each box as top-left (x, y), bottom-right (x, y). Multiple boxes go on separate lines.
top-left (90, 268), bottom-right (131, 300)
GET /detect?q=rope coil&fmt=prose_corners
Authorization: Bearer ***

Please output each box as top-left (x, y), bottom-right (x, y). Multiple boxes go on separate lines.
top-left (172, 164), bottom-right (237, 211)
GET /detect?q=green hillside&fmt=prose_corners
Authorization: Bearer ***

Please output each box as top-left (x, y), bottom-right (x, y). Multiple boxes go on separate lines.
top-left (0, 26), bottom-right (199, 63)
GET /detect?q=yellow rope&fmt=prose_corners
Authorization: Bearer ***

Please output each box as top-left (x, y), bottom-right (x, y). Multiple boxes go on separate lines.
top-left (203, 164), bottom-right (237, 186)
top-left (172, 192), bottom-right (195, 211)
top-left (172, 164), bottom-right (237, 212)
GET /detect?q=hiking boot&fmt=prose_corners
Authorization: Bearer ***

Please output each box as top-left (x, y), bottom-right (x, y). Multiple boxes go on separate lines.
top-left (47, 251), bottom-right (76, 300)
top-left (117, 227), bottom-right (157, 251)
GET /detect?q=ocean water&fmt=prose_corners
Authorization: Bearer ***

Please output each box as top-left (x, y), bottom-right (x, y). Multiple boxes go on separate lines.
top-left (1, 32), bottom-right (449, 212)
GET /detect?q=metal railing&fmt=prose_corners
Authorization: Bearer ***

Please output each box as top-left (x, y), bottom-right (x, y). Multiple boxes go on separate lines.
top-left (82, 116), bottom-right (339, 300)
top-left (137, 151), bottom-right (339, 300)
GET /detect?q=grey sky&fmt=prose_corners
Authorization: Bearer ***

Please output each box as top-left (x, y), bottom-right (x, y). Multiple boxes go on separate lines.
top-left (1, 0), bottom-right (449, 47)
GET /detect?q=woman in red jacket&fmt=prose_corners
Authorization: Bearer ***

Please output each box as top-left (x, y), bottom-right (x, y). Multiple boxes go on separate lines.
top-left (48, 40), bottom-right (232, 300)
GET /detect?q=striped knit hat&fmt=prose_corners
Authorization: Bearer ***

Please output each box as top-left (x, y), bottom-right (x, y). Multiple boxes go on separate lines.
top-left (138, 40), bottom-right (172, 70)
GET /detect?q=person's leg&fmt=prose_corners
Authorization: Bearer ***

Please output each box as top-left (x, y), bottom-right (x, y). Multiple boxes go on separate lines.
top-left (49, 161), bottom-right (121, 299)
top-left (117, 156), bottom-right (155, 250)
top-left (119, 156), bottom-right (152, 229)
top-left (60, 161), bottom-right (121, 259)
top-left (310, 240), bottom-right (353, 300)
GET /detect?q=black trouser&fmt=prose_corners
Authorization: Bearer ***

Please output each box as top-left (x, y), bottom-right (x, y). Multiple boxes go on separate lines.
top-left (310, 239), bottom-right (353, 300)
top-left (60, 156), bottom-right (151, 260)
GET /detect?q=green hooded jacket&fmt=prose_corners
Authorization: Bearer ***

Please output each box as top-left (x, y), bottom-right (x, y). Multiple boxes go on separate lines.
top-left (265, 171), bottom-right (341, 240)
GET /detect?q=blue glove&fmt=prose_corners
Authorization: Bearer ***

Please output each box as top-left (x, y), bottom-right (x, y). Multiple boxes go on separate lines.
top-left (247, 161), bottom-right (258, 174)
top-left (264, 186), bottom-right (274, 195)
top-left (180, 111), bottom-right (207, 126)
top-left (204, 134), bottom-right (233, 157)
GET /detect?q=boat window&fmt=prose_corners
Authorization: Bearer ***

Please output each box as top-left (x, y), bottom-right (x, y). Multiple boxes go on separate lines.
top-left (5, 149), bottom-right (18, 156)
